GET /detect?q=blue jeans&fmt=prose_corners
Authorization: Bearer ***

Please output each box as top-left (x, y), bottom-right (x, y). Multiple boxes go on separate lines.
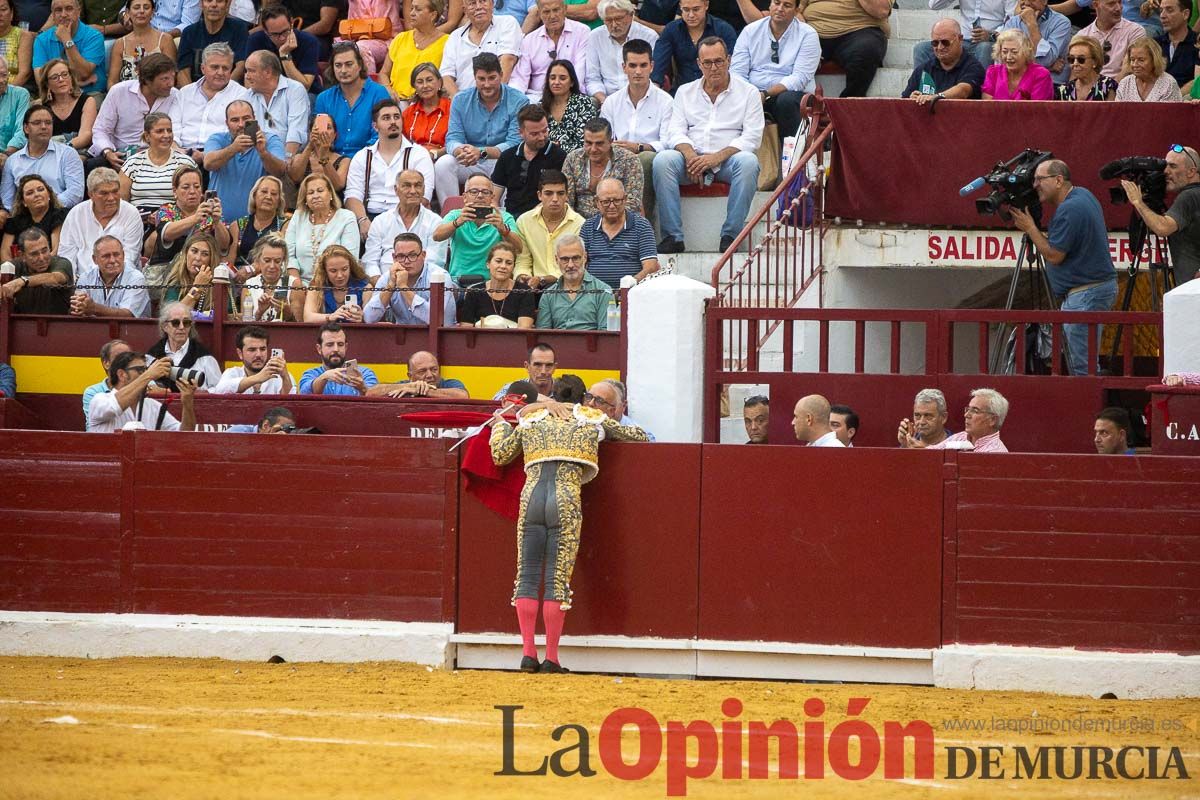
top-left (652, 150), bottom-right (760, 242)
top-left (911, 39), bottom-right (994, 74)
top-left (1060, 277), bottom-right (1117, 376)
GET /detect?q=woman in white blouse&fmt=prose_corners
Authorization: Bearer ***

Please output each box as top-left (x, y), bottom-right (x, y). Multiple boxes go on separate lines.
top-left (284, 173), bottom-right (360, 283)
top-left (1115, 38), bottom-right (1183, 102)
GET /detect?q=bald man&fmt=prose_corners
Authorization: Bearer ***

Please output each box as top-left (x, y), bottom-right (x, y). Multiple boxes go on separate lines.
top-left (367, 350), bottom-right (469, 398)
top-left (791, 394), bottom-right (845, 447)
top-left (903, 19), bottom-right (986, 103)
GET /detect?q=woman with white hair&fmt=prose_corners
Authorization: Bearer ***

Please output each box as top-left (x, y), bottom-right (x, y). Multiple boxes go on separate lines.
top-left (982, 30), bottom-right (1052, 100)
top-left (145, 301), bottom-right (223, 392)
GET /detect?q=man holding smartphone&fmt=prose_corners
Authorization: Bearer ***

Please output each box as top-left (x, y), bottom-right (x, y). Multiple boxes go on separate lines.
top-left (212, 326), bottom-right (296, 394)
top-left (432, 173), bottom-right (522, 285)
top-left (203, 100), bottom-right (289, 223)
top-left (298, 322), bottom-right (379, 395)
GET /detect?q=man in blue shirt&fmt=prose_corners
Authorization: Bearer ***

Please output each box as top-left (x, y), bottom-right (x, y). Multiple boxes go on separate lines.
top-left (33, 0), bottom-right (107, 93)
top-left (998, 0), bottom-right (1072, 81)
top-left (363, 232), bottom-right (459, 325)
top-left (178, 0), bottom-right (249, 83)
top-left (652, 0), bottom-right (737, 89)
top-left (434, 52), bottom-right (529, 205)
top-left (225, 406), bottom-right (298, 433)
top-left (1010, 158), bottom-right (1117, 376)
top-left (368, 351), bottom-right (470, 398)
top-left (0, 105), bottom-right (85, 212)
top-left (247, 4), bottom-right (323, 92)
top-left (0, 59), bottom-right (30, 158)
top-left (203, 99), bottom-right (288, 223)
top-left (313, 41), bottom-right (392, 158)
top-left (1094, 407), bottom-right (1136, 454)
top-left (152, 0), bottom-right (201, 37)
top-left (298, 322), bottom-right (380, 395)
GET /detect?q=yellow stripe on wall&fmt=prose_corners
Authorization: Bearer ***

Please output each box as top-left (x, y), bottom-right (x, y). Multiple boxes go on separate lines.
top-left (10, 355), bottom-right (618, 401)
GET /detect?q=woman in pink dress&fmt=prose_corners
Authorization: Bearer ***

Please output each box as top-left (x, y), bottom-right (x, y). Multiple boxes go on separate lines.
top-left (982, 30), bottom-right (1053, 101)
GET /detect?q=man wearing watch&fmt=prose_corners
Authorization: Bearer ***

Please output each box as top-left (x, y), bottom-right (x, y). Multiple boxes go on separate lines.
top-left (245, 4), bottom-right (323, 92)
top-left (33, 0), bottom-right (108, 92)
top-left (432, 173), bottom-right (522, 285)
top-left (902, 18), bottom-right (986, 103)
top-left (433, 53), bottom-right (530, 205)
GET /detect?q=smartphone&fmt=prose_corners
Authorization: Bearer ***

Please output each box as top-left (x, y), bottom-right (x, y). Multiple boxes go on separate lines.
top-left (344, 294), bottom-right (357, 307)
top-left (343, 359), bottom-right (358, 372)
top-left (243, 120), bottom-right (260, 140)
top-left (472, 205), bottom-right (494, 219)
top-left (204, 189), bottom-right (217, 202)
top-left (271, 348), bottom-right (283, 360)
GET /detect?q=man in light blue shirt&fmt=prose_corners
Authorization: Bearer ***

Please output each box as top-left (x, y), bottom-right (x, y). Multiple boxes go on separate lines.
top-left (0, 105), bottom-right (84, 211)
top-left (203, 99), bottom-right (288, 223)
top-left (730, 0), bottom-right (819, 140)
top-left (312, 41), bottom-right (392, 157)
top-left (72, 236), bottom-right (152, 318)
top-left (298, 322), bottom-right (380, 395)
top-left (998, 0), bottom-right (1071, 80)
top-left (244, 50), bottom-right (311, 158)
top-left (0, 59), bottom-right (30, 156)
top-left (433, 52), bottom-right (530, 204)
top-left (33, 0), bottom-right (108, 92)
top-left (152, 0), bottom-right (201, 36)
top-left (363, 232), bottom-right (459, 325)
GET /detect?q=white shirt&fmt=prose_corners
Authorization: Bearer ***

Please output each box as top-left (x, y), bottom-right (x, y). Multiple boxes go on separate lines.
top-left (212, 365), bottom-right (295, 394)
top-left (345, 140), bottom-right (437, 215)
top-left (585, 20), bottom-right (658, 97)
top-left (59, 200), bottom-right (145, 277)
top-left (171, 78), bottom-right (250, 149)
top-left (248, 75), bottom-right (311, 148)
top-left (600, 84), bottom-right (673, 151)
top-left (666, 75), bottom-right (764, 155)
top-left (146, 338), bottom-right (223, 389)
top-left (730, 17), bottom-right (820, 94)
top-left (362, 204), bottom-right (447, 277)
top-left (73, 264), bottom-right (151, 317)
top-left (810, 431), bottom-right (846, 448)
top-left (87, 390), bottom-right (180, 432)
top-left (89, 79), bottom-right (181, 156)
top-left (229, 0), bottom-right (256, 22)
top-left (439, 17), bottom-right (523, 88)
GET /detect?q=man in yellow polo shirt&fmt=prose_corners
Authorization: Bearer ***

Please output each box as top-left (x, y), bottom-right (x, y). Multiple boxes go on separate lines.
top-left (514, 170), bottom-right (585, 289)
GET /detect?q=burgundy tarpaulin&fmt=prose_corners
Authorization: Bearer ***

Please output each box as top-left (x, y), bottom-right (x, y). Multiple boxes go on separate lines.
top-left (823, 99), bottom-right (1199, 229)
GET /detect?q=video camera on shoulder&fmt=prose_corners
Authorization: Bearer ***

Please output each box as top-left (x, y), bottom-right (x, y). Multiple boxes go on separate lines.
top-left (1100, 156), bottom-right (1167, 213)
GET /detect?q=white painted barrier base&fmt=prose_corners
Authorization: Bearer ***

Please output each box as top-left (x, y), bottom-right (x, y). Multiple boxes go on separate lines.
top-left (0, 611), bottom-right (453, 668)
top-left (3, 612), bottom-right (1197, 698)
top-left (934, 644), bottom-right (1200, 700)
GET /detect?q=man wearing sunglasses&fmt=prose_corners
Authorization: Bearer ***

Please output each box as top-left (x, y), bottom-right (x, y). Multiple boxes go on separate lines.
top-left (225, 406), bottom-right (298, 433)
top-left (87, 351), bottom-right (198, 433)
top-left (1123, 144), bottom-right (1200, 287)
top-left (583, 378), bottom-right (655, 439)
top-left (902, 19), bottom-right (986, 102)
top-left (729, 0), bottom-right (819, 140)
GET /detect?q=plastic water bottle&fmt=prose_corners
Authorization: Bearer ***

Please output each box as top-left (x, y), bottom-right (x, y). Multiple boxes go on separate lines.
top-left (702, 170), bottom-right (716, 187)
top-left (242, 286), bottom-right (255, 321)
top-left (606, 297), bottom-right (620, 331)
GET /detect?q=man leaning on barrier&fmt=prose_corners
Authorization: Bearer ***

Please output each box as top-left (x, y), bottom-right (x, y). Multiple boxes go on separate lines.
top-left (368, 350), bottom-right (470, 399)
top-left (1123, 144), bottom-right (1200, 287)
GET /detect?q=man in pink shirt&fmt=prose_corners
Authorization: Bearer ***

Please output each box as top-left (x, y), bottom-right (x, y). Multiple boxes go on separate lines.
top-left (910, 387), bottom-right (1010, 452)
top-left (1078, 0), bottom-right (1146, 80)
top-left (511, 0), bottom-right (591, 101)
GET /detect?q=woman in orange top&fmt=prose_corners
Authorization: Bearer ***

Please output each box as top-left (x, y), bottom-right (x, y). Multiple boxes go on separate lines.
top-left (401, 62), bottom-right (451, 162)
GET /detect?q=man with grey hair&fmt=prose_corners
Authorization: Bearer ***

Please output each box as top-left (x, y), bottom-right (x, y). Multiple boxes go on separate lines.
top-left (898, 388), bottom-right (951, 448)
top-left (584, 378), bottom-right (656, 440)
top-left (170, 42), bottom-right (250, 159)
top-left (586, 0), bottom-right (659, 102)
top-left (791, 393), bottom-right (844, 447)
top-left (69, 236), bottom-right (151, 318)
top-left (58, 170), bottom-right (144, 276)
top-left (0, 55), bottom-right (31, 172)
top-left (177, 0), bottom-right (250, 83)
top-left (1123, 144), bottom-right (1200, 287)
top-left (243, 49), bottom-right (311, 159)
top-left (536, 233), bottom-right (613, 329)
top-left (918, 388), bottom-right (1009, 452)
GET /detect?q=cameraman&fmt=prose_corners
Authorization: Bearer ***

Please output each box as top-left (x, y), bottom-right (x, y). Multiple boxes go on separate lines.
top-left (1010, 159), bottom-right (1117, 376)
top-left (1122, 145), bottom-right (1200, 286)
top-left (87, 353), bottom-right (198, 433)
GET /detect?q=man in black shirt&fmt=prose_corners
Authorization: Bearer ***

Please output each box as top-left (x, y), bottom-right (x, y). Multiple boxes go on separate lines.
top-left (902, 18), bottom-right (986, 102)
top-left (1124, 145), bottom-right (1200, 287)
top-left (1, 228), bottom-right (72, 314)
top-left (491, 105), bottom-right (567, 218)
top-left (1156, 0), bottom-right (1199, 90)
top-left (292, 0), bottom-right (346, 61)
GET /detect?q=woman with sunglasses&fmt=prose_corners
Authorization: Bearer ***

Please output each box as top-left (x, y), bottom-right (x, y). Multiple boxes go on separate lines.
top-left (981, 30), bottom-right (1052, 100)
top-left (1115, 37), bottom-right (1183, 101)
top-left (1056, 36), bottom-right (1116, 100)
top-left (145, 300), bottom-right (223, 392)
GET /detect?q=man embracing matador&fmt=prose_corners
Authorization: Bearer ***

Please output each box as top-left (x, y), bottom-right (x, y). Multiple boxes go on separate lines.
top-left (489, 398), bottom-right (648, 673)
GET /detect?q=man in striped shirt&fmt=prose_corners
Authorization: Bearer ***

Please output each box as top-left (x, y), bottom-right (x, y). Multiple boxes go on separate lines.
top-left (579, 177), bottom-right (659, 289)
top-left (921, 387), bottom-right (1009, 452)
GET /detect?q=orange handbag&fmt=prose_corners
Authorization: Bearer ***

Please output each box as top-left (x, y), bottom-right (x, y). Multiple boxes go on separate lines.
top-left (338, 18), bottom-right (393, 41)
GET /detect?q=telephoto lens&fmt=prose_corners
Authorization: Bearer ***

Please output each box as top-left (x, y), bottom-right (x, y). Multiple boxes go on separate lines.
top-left (168, 367), bottom-right (205, 387)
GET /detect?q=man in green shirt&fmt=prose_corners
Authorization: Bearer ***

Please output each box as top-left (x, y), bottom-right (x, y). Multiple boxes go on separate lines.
top-left (432, 173), bottom-right (521, 285)
top-left (535, 233), bottom-right (612, 330)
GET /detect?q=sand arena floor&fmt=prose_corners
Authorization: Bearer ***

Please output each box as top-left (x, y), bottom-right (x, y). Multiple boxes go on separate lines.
top-left (1, 656), bottom-right (1197, 799)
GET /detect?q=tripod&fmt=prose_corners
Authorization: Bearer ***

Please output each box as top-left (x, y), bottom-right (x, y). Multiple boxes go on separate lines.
top-left (989, 231), bottom-right (1063, 375)
top-left (1108, 213), bottom-right (1174, 363)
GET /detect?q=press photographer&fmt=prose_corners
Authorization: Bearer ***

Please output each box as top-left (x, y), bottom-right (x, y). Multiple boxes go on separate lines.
top-left (86, 353), bottom-right (198, 433)
top-left (1008, 158), bottom-right (1117, 376)
top-left (1120, 145), bottom-right (1200, 286)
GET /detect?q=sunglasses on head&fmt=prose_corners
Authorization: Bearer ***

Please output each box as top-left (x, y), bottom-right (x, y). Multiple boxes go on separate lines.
top-left (1171, 144), bottom-right (1200, 170)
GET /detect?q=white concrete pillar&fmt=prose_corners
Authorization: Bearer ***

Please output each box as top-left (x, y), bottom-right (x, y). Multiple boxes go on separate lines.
top-left (1163, 279), bottom-right (1200, 377)
top-left (625, 275), bottom-right (715, 443)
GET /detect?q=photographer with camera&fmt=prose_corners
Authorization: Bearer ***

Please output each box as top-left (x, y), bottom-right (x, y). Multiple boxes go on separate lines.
top-left (1009, 158), bottom-right (1117, 376)
top-left (87, 351), bottom-right (198, 433)
top-left (1122, 145), bottom-right (1200, 286)
top-left (145, 302), bottom-right (223, 391)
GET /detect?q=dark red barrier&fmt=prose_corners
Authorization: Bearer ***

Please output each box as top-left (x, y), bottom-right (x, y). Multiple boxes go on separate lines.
top-left (822, 99), bottom-right (1199, 229)
top-left (0, 398), bottom-right (48, 430)
top-left (1149, 384), bottom-right (1200, 455)
top-left (948, 453), bottom-right (1200, 652)
top-left (0, 432), bottom-right (123, 611)
top-left (456, 443), bottom-right (702, 639)
top-left (698, 445), bottom-right (944, 648)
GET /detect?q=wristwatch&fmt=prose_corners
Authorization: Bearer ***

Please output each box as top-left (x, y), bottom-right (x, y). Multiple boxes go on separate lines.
top-left (479, 149), bottom-right (489, 162)
top-left (280, 53), bottom-right (292, 61)
top-left (64, 39), bottom-right (76, 49)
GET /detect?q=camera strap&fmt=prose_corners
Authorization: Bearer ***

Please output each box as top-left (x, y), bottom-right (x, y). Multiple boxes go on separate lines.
top-left (154, 401), bottom-right (169, 431)
top-left (363, 148), bottom-right (373, 211)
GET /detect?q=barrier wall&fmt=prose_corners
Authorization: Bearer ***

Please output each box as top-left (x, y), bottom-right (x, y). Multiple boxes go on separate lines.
top-left (822, 99), bottom-right (1200, 229)
top-left (1150, 385), bottom-right (1200, 456)
top-left (2, 432), bottom-right (1197, 655)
